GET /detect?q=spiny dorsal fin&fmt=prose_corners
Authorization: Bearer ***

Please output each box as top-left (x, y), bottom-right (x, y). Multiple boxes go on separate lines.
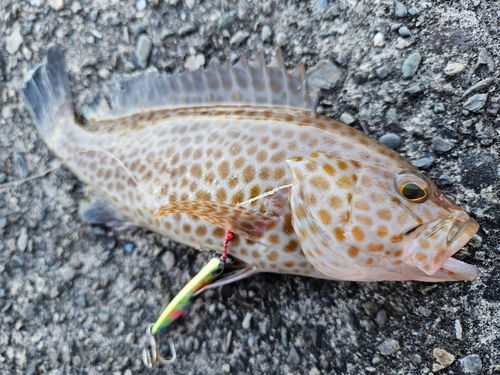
top-left (92, 49), bottom-right (318, 122)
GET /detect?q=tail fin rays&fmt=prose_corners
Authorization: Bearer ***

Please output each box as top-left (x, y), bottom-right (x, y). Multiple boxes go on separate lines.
top-left (22, 46), bottom-right (73, 147)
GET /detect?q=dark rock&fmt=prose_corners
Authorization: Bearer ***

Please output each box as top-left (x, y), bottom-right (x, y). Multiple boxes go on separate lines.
top-left (432, 137), bottom-right (453, 153)
top-left (379, 133), bottom-right (401, 149)
top-left (412, 156), bottom-right (435, 169)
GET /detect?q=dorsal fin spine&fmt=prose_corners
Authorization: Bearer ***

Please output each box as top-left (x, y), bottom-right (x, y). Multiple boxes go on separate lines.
top-left (98, 49), bottom-right (318, 122)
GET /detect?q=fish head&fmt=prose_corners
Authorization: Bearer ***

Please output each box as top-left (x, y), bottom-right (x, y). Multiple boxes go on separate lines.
top-left (286, 152), bottom-right (479, 282)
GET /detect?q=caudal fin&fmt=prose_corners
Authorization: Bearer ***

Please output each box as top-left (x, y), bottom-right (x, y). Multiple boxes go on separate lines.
top-left (22, 46), bottom-right (73, 148)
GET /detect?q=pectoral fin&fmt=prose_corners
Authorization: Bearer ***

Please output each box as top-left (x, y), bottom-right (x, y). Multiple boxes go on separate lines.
top-left (154, 201), bottom-right (279, 241)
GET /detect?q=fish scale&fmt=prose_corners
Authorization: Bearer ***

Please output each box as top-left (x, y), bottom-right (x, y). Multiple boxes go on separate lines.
top-left (22, 47), bottom-right (480, 283)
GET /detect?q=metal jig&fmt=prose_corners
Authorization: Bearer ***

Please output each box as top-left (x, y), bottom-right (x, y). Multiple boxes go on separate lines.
top-left (141, 230), bottom-right (235, 368)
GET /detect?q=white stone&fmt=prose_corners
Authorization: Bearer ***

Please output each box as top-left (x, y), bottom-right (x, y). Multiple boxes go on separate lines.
top-left (184, 54), bottom-right (205, 71)
top-left (48, 0), bottom-right (65, 11)
top-left (185, 0), bottom-right (195, 9)
top-left (71, 1), bottom-right (82, 13)
top-left (30, 0), bottom-right (45, 6)
top-left (396, 36), bottom-right (409, 49)
top-left (444, 62), bottom-right (465, 76)
top-left (6, 26), bottom-right (23, 55)
top-left (373, 32), bottom-right (384, 47)
top-left (22, 46), bottom-right (32, 60)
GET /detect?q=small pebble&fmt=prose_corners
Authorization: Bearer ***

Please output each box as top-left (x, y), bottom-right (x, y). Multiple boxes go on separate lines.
top-left (396, 37), bottom-right (410, 49)
top-left (433, 103), bottom-right (445, 113)
top-left (307, 60), bottom-right (343, 92)
top-left (136, 0), bottom-right (146, 11)
top-left (339, 113), bottom-right (356, 125)
top-left (404, 84), bottom-right (423, 95)
top-left (373, 32), bottom-right (384, 47)
top-left (459, 354), bottom-right (482, 374)
top-left (444, 62), bottom-right (465, 76)
top-left (376, 66), bottom-right (390, 79)
top-left (474, 251), bottom-right (485, 261)
top-left (386, 108), bottom-right (398, 125)
top-left (89, 9), bottom-right (99, 21)
top-left (455, 319), bottom-right (463, 340)
top-left (221, 364), bottom-right (231, 373)
top-left (401, 52), bottom-right (422, 78)
top-left (275, 33), bottom-right (287, 47)
top-left (125, 332), bottom-right (135, 345)
top-left (135, 34), bottom-right (153, 69)
top-left (98, 312), bottom-right (110, 323)
top-left (412, 156), bottom-right (434, 169)
top-left (17, 228), bottom-right (28, 251)
top-left (15, 154), bottom-right (27, 179)
top-left (462, 78), bottom-right (492, 98)
top-left (185, 0), bottom-right (195, 10)
top-left (281, 326), bottom-right (289, 348)
top-left (184, 54), bottom-right (205, 71)
top-left (376, 309), bottom-right (387, 326)
top-left (372, 355), bottom-right (382, 364)
top-left (26, 363), bottom-right (36, 375)
top-left (72, 356), bottom-right (82, 366)
top-left (0, 173), bottom-right (6, 184)
top-left (365, 367), bottom-right (376, 373)
top-left (261, 25), bottom-right (272, 42)
top-left (379, 133), bottom-right (400, 149)
top-left (398, 26), bottom-right (411, 37)
top-left (218, 10), bottom-right (237, 29)
top-left (287, 347), bottom-right (300, 365)
top-left (433, 348), bottom-right (455, 371)
top-left (309, 367), bottom-right (320, 375)
top-left (412, 354), bottom-right (422, 363)
top-left (395, 1), bottom-right (407, 17)
top-left (437, 174), bottom-right (454, 186)
top-left (242, 312), bottom-right (252, 329)
top-left (123, 242), bottom-right (135, 255)
top-left (71, 1), bottom-right (82, 13)
top-left (353, 72), bottom-right (368, 84)
top-left (21, 303), bottom-right (37, 319)
top-left (0, 217), bottom-right (7, 229)
top-left (161, 251), bottom-right (176, 269)
top-left (60, 266), bottom-right (76, 281)
top-left (378, 339), bottom-right (400, 356)
top-left (463, 93), bottom-right (487, 112)
top-left (262, 1), bottom-right (272, 15)
top-left (178, 23), bottom-right (197, 36)
top-left (230, 31), bottom-right (250, 47)
top-left (417, 306), bottom-right (432, 317)
top-left (6, 26), bottom-right (23, 55)
top-left (432, 137), bottom-right (453, 153)
top-left (97, 68), bottom-right (110, 80)
top-left (160, 27), bottom-right (175, 40)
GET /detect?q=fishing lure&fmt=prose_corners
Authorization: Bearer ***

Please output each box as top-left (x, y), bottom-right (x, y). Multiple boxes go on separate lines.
top-left (143, 231), bottom-right (234, 368)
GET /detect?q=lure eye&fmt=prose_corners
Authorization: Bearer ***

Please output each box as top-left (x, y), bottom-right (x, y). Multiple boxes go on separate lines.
top-left (400, 182), bottom-right (428, 202)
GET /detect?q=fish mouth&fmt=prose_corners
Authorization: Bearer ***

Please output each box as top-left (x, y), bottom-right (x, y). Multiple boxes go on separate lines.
top-left (441, 215), bottom-right (480, 280)
top-left (408, 213), bottom-right (480, 281)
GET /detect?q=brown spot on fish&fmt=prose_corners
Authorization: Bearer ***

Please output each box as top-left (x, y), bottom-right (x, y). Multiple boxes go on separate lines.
top-left (336, 176), bottom-right (351, 189)
top-left (348, 246), bottom-right (359, 258)
top-left (195, 226), bottom-right (207, 236)
top-left (311, 176), bottom-right (330, 190)
top-left (377, 225), bottom-right (388, 237)
top-left (329, 195), bottom-right (343, 209)
top-left (318, 209), bottom-right (331, 225)
top-left (284, 239), bottom-right (299, 253)
top-left (352, 226), bottom-right (365, 241)
top-left (218, 161), bottom-right (230, 179)
top-left (377, 209), bottom-right (392, 221)
top-left (267, 251), bottom-right (279, 261)
top-left (367, 243), bottom-right (384, 252)
top-left (243, 166), bottom-right (255, 183)
top-left (333, 227), bottom-right (345, 242)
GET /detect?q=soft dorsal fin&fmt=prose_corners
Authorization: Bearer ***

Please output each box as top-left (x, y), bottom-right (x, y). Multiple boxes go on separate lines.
top-left (90, 49), bottom-right (318, 122)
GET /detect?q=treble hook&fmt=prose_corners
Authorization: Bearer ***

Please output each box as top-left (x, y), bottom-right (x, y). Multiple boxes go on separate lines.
top-left (142, 324), bottom-right (177, 369)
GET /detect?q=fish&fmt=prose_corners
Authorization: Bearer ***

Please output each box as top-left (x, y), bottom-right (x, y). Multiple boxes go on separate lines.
top-left (22, 46), bottom-right (480, 284)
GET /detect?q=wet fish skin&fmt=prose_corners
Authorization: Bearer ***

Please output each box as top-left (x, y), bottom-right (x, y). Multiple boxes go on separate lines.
top-left (22, 47), bottom-right (479, 283)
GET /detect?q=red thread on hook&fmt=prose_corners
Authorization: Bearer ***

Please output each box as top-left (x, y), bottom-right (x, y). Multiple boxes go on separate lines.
top-left (221, 230), bottom-right (235, 263)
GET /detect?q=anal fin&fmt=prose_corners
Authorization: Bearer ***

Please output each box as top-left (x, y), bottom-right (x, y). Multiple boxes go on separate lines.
top-left (154, 201), bottom-right (279, 241)
top-left (81, 199), bottom-right (137, 231)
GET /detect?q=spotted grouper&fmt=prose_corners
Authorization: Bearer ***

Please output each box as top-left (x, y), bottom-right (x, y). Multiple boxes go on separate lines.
top-left (22, 46), bottom-right (479, 283)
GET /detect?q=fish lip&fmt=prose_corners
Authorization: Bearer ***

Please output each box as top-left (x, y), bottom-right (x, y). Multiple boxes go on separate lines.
top-left (442, 215), bottom-right (480, 280)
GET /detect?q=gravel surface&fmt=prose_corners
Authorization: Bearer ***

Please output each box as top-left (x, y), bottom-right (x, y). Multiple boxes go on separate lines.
top-left (1, 1), bottom-right (499, 374)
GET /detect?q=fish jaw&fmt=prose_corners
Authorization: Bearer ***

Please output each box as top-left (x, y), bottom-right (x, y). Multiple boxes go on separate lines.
top-left (406, 213), bottom-right (479, 280)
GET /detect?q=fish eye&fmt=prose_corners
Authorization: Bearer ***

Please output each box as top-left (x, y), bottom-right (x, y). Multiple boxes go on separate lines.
top-left (395, 171), bottom-right (429, 203)
top-left (400, 182), bottom-right (428, 202)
